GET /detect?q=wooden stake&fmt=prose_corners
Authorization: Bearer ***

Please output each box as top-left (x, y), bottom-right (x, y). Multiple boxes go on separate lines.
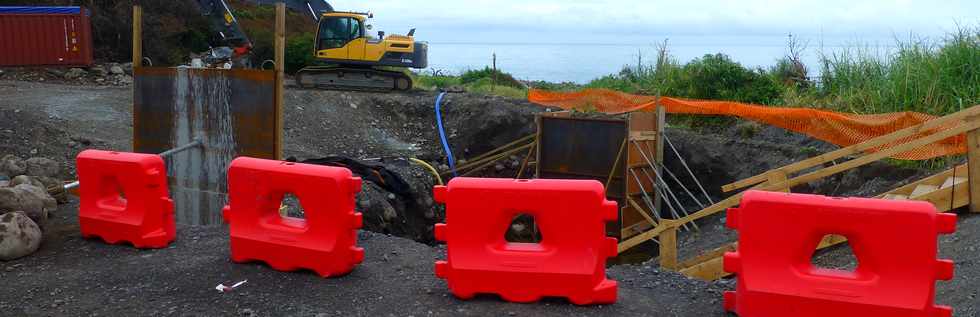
top-left (658, 222), bottom-right (678, 270)
top-left (274, 2), bottom-right (286, 160)
top-left (132, 5), bottom-right (142, 69)
top-left (131, 4), bottom-right (142, 151)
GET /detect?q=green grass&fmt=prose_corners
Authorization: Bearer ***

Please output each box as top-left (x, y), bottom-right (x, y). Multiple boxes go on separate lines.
top-left (413, 68), bottom-right (529, 98)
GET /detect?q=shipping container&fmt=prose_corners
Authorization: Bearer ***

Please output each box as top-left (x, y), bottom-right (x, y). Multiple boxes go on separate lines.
top-left (0, 6), bottom-right (94, 67)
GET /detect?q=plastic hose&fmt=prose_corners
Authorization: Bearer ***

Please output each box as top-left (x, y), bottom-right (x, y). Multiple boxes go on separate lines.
top-left (409, 158), bottom-right (444, 185)
top-left (435, 92), bottom-right (457, 177)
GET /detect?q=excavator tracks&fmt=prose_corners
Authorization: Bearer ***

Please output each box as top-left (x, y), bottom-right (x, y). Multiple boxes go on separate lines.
top-left (295, 66), bottom-right (413, 92)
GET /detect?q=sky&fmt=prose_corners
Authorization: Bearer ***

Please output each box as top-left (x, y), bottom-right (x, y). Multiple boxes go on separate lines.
top-left (326, 0), bottom-right (978, 44)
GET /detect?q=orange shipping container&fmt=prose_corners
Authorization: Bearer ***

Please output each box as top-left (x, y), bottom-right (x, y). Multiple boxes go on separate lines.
top-left (0, 6), bottom-right (94, 67)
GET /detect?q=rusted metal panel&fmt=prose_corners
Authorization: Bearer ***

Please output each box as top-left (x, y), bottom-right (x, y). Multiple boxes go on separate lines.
top-left (134, 67), bottom-right (278, 225)
top-left (536, 115), bottom-right (628, 237)
top-left (0, 6), bottom-right (93, 67)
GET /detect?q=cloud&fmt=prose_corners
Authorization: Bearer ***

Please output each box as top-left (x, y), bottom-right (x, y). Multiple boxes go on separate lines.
top-left (325, 0), bottom-right (977, 42)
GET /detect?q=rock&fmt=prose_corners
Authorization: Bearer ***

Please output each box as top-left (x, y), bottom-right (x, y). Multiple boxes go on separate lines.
top-left (9, 175), bottom-right (44, 188)
top-left (121, 62), bottom-right (134, 75)
top-left (46, 68), bottom-right (66, 77)
top-left (0, 211), bottom-right (42, 261)
top-left (64, 68), bottom-right (87, 79)
top-left (89, 66), bottom-right (108, 77)
top-left (0, 69), bottom-right (4, 77)
top-left (14, 176), bottom-right (66, 204)
top-left (25, 158), bottom-right (60, 178)
top-left (109, 64), bottom-right (125, 75)
top-left (0, 155), bottom-right (26, 178)
top-left (71, 136), bottom-right (93, 146)
top-left (494, 163), bottom-right (505, 171)
top-left (118, 75), bottom-right (133, 85)
top-left (0, 184), bottom-right (55, 227)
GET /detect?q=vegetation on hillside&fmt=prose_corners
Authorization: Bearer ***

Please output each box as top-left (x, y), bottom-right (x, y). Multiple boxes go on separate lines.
top-left (585, 27), bottom-right (980, 115)
top-left (414, 67), bottom-right (529, 99)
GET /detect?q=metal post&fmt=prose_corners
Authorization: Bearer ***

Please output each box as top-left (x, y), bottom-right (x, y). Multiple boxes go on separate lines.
top-left (63, 139), bottom-right (204, 190)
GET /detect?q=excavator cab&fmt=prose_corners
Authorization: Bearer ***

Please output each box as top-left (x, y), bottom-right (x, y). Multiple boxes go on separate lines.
top-left (313, 12), bottom-right (427, 69)
top-left (298, 12), bottom-right (427, 91)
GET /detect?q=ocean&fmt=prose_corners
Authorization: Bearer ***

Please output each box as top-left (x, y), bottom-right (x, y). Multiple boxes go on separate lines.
top-left (423, 35), bottom-right (906, 84)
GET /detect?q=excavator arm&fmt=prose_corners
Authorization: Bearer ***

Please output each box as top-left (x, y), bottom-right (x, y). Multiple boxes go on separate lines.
top-left (195, 0), bottom-right (334, 57)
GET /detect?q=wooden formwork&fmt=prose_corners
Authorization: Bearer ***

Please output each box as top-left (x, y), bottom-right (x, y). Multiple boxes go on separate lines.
top-left (629, 104), bottom-right (980, 281)
top-left (534, 107), bottom-right (666, 241)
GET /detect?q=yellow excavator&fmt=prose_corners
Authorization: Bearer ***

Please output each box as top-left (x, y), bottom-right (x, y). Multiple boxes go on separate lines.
top-left (195, 0), bottom-right (427, 91)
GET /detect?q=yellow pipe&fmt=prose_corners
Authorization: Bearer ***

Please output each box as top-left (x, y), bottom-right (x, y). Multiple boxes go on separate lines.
top-left (409, 158), bottom-right (444, 185)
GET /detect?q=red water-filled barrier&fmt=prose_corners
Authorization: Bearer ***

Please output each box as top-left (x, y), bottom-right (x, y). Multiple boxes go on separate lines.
top-left (222, 157), bottom-right (364, 277)
top-left (723, 190), bottom-right (956, 317)
top-left (76, 150), bottom-right (175, 248)
top-left (433, 178), bottom-right (619, 305)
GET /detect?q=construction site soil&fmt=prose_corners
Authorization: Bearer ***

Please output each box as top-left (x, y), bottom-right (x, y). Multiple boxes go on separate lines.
top-left (1, 78), bottom-right (978, 316)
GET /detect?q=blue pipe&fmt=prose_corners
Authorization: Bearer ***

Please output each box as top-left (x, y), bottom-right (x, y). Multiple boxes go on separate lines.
top-left (435, 92), bottom-right (457, 177)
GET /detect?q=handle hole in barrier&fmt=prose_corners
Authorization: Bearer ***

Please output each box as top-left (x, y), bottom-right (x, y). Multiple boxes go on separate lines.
top-left (505, 213), bottom-right (543, 244)
top-left (279, 193), bottom-right (306, 220)
top-left (95, 177), bottom-right (128, 211)
top-left (810, 234), bottom-right (858, 273)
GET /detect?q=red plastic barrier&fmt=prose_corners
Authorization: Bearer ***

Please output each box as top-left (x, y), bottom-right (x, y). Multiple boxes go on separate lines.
top-left (76, 150), bottom-right (175, 248)
top-left (222, 157), bottom-right (364, 277)
top-left (433, 178), bottom-right (619, 305)
top-left (723, 190), bottom-right (956, 317)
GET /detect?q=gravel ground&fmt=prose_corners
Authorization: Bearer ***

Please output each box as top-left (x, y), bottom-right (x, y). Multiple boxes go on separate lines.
top-left (0, 200), bottom-right (732, 317)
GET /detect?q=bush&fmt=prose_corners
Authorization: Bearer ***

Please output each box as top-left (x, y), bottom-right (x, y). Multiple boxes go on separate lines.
top-left (459, 67), bottom-right (524, 89)
top-left (284, 33), bottom-right (318, 73)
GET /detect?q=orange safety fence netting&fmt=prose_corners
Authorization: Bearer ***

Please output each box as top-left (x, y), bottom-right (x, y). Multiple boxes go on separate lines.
top-left (528, 88), bottom-right (969, 161)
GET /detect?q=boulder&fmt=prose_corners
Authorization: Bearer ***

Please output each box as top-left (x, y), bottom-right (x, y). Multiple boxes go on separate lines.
top-left (9, 175), bottom-right (66, 204)
top-left (0, 184), bottom-right (54, 228)
top-left (0, 211), bottom-right (42, 261)
top-left (0, 155), bottom-right (26, 178)
top-left (64, 68), bottom-right (87, 80)
top-left (25, 157), bottom-right (60, 178)
top-left (109, 64), bottom-right (125, 75)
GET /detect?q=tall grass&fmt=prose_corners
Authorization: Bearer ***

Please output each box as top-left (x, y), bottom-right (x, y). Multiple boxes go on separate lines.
top-left (585, 26), bottom-right (980, 116)
top-left (815, 27), bottom-right (980, 114)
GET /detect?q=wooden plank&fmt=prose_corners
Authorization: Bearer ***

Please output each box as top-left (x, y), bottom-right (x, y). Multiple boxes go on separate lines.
top-left (621, 221), bottom-right (653, 239)
top-left (534, 115), bottom-right (543, 178)
top-left (722, 105), bottom-right (980, 193)
top-left (878, 164), bottom-right (967, 197)
top-left (619, 222), bottom-right (668, 253)
top-left (767, 170), bottom-right (789, 193)
top-left (910, 184), bottom-right (939, 198)
top-left (679, 256), bottom-right (729, 281)
top-left (678, 242), bottom-right (737, 269)
top-left (273, 2), bottom-right (286, 160)
top-left (658, 225), bottom-right (678, 270)
top-left (883, 194), bottom-right (909, 200)
top-left (627, 198), bottom-right (658, 227)
top-left (940, 177), bottom-right (967, 189)
top-left (654, 105), bottom-right (666, 219)
top-left (767, 118), bottom-right (980, 194)
top-left (969, 127), bottom-right (980, 212)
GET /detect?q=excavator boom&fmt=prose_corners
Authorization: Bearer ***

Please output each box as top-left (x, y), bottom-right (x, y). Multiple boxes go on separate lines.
top-left (194, 0), bottom-right (427, 92)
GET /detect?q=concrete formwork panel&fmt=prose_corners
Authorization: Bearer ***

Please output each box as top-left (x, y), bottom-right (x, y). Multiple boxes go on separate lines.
top-left (133, 67), bottom-right (278, 225)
